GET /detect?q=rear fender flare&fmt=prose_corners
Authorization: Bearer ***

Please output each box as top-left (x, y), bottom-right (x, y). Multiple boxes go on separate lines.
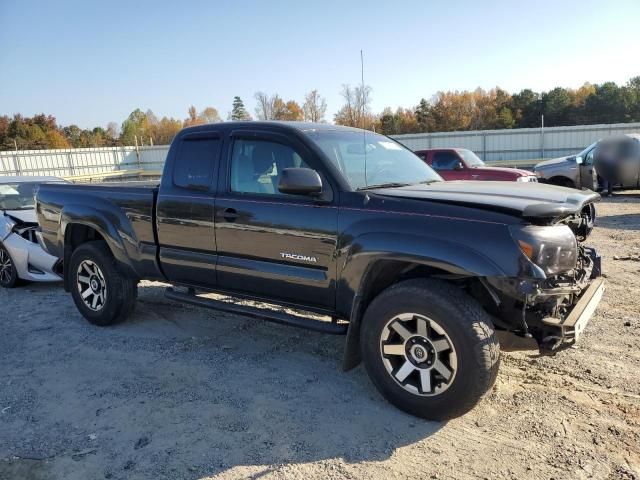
top-left (60, 204), bottom-right (139, 282)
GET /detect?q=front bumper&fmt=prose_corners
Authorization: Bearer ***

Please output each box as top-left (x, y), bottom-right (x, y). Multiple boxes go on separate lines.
top-left (541, 277), bottom-right (605, 344)
top-left (2, 233), bottom-right (62, 282)
top-left (493, 247), bottom-right (604, 353)
top-left (533, 248), bottom-right (604, 352)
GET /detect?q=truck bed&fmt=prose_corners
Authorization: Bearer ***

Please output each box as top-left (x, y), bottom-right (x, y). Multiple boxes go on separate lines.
top-left (35, 181), bottom-right (161, 280)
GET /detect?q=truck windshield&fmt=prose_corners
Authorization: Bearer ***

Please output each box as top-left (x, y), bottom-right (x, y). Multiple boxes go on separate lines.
top-left (0, 182), bottom-right (39, 210)
top-left (457, 149), bottom-right (485, 167)
top-left (305, 130), bottom-right (442, 190)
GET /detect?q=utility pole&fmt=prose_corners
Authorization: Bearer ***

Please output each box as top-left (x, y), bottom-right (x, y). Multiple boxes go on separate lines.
top-left (540, 114), bottom-right (545, 160)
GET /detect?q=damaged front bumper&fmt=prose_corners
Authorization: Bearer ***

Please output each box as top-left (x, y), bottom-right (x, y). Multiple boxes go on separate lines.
top-left (1, 218), bottom-right (62, 283)
top-left (533, 247), bottom-right (604, 352)
top-left (538, 276), bottom-right (605, 350)
top-left (493, 248), bottom-right (604, 353)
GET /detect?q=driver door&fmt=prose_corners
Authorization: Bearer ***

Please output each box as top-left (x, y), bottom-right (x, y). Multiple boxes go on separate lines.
top-left (214, 131), bottom-right (338, 309)
top-left (579, 146), bottom-right (598, 190)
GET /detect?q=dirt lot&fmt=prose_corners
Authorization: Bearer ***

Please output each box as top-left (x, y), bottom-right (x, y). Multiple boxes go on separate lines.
top-left (1, 192), bottom-right (639, 480)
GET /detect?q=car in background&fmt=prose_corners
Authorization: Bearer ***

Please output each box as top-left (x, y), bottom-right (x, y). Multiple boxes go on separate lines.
top-left (533, 141), bottom-right (599, 190)
top-left (0, 176), bottom-right (65, 288)
top-left (534, 134), bottom-right (640, 192)
top-left (414, 148), bottom-right (537, 182)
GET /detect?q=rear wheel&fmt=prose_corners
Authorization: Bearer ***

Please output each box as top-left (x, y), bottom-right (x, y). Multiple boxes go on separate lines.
top-left (0, 244), bottom-right (19, 288)
top-left (360, 278), bottom-right (500, 420)
top-left (69, 241), bottom-right (137, 326)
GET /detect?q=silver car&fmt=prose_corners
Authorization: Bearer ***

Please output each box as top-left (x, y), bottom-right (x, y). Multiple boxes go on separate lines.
top-left (534, 133), bottom-right (640, 191)
top-left (533, 141), bottom-right (599, 190)
top-left (0, 176), bottom-right (65, 288)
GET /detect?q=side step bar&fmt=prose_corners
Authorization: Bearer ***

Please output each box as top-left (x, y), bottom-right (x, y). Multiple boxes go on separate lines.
top-left (164, 288), bottom-right (348, 335)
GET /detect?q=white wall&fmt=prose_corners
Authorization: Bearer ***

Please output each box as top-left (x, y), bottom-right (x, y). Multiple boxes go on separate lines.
top-left (393, 122), bottom-right (640, 163)
top-left (0, 145), bottom-right (169, 177)
top-left (2, 122), bottom-right (639, 178)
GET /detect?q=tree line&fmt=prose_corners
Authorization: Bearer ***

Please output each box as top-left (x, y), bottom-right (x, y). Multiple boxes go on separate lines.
top-left (373, 76), bottom-right (640, 135)
top-left (2, 76), bottom-right (639, 150)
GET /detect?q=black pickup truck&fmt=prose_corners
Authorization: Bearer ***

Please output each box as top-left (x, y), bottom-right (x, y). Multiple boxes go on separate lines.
top-left (36, 122), bottom-right (604, 420)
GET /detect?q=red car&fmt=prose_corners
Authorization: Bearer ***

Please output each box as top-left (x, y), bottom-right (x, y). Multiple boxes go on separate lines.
top-left (415, 148), bottom-right (537, 182)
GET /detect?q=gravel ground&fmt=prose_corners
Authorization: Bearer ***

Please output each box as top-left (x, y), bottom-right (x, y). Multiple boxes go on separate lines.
top-left (1, 192), bottom-right (639, 480)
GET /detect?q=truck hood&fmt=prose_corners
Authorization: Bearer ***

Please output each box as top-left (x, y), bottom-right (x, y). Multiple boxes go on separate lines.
top-left (372, 181), bottom-right (600, 220)
top-left (472, 165), bottom-right (533, 177)
top-left (2, 209), bottom-right (37, 224)
top-left (534, 156), bottom-right (572, 170)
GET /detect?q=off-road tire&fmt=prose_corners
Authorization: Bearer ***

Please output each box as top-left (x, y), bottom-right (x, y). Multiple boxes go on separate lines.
top-left (0, 243), bottom-right (20, 288)
top-left (69, 241), bottom-right (138, 326)
top-left (360, 278), bottom-right (500, 420)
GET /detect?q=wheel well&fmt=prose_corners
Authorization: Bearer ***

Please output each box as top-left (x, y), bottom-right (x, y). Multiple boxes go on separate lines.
top-left (62, 224), bottom-right (107, 291)
top-left (358, 261), bottom-right (449, 316)
top-left (343, 260), bottom-right (497, 371)
top-left (65, 224), bottom-right (106, 253)
top-left (548, 176), bottom-right (575, 188)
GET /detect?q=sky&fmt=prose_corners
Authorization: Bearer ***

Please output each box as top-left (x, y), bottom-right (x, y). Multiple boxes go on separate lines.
top-left (1, 0), bottom-right (639, 129)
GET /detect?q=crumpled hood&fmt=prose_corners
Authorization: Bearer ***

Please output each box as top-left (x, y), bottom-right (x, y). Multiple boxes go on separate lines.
top-left (3, 208), bottom-right (37, 224)
top-left (534, 156), bottom-right (572, 170)
top-left (371, 181), bottom-right (600, 219)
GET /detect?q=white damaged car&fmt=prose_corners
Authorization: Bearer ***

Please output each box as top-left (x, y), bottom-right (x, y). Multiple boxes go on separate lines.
top-left (1, 176), bottom-right (65, 288)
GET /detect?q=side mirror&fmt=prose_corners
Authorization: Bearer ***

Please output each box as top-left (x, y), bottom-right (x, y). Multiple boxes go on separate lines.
top-left (454, 161), bottom-right (464, 170)
top-left (278, 168), bottom-right (322, 196)
top-left (575, 156), bottom-right (583, 165)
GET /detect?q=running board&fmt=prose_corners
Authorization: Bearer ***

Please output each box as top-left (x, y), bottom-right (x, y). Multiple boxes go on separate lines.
top-left (164, 288), bottom-right (347, 335)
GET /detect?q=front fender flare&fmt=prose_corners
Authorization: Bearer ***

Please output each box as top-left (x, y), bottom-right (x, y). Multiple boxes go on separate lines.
top-left (339, 232), bottom-right (506, 371)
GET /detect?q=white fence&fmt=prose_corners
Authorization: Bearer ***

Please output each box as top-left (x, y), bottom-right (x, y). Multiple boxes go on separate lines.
top-left (2, 122), bottom-right (640, 178)
top-left (393, 122), bottom-right (640, 164)
top-left (0, 145), bottom-right (168, 178)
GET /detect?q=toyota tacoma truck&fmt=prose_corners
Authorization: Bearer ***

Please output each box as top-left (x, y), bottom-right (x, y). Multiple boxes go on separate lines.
top-left (35, 122), bottom-right (604, 420)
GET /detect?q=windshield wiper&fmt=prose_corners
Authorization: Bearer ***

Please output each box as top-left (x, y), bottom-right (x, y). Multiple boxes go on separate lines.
top-left (357, 182), bottom-right (412, 190)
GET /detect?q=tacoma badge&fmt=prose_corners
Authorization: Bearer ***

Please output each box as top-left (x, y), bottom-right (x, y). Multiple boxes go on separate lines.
top-left (280, 252), bottom-right (317, 263)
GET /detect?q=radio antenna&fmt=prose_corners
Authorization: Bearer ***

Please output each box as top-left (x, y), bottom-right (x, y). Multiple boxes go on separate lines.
top-left (361, 49), bottom-right (367, 185)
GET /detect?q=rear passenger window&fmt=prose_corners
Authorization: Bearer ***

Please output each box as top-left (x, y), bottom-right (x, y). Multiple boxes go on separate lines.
top-left (173, 137), bottom-right (220, 190)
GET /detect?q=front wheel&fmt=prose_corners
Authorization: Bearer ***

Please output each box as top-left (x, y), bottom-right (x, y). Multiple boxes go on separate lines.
top-left (360, 279), bottom-right (500, 420)
top-left (69, 241), bottom-right (137, 326)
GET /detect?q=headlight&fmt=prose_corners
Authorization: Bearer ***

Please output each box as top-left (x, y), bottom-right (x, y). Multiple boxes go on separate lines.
top-left (510, 225), bottom-right (578, 275)
top-left (516, 176), bottom-right (528, 182)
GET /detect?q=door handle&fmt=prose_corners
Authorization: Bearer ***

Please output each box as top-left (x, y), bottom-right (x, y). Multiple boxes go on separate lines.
top-left (222, 208), bottom-right (239, 222)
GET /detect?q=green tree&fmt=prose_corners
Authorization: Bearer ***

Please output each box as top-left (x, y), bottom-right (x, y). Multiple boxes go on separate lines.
top-left (583, 82), bottom-right (632, 124)
top-left (541, 87), bottom-right (573, 126)
top-left (230, 96), bottom-right (251, 120)
top-left (414, 98), bottom-right (434, 132)
top-left (120, 108), bottom-right (147, 145)
top-left (510, 89), bottom-right (540, 127)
